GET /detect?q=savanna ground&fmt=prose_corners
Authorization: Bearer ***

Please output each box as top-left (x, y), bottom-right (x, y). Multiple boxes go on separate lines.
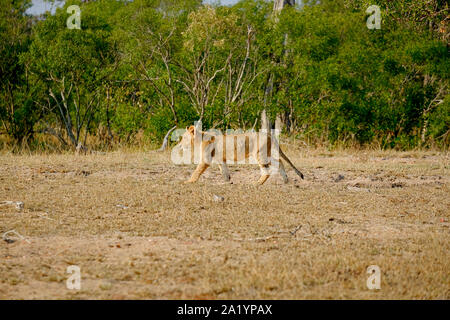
top-left (0, 145), bottom-right (449, 299)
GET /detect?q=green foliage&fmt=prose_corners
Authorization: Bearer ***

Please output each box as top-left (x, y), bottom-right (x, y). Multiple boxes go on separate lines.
top-left (0, 0), bottom-right (37, 143)
top-left (0, 0), bottom-right (448, 150)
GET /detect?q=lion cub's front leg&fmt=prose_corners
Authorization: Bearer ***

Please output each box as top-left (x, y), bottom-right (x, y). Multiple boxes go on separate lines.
top-left (185, 163), bottom-right (209, 183)
top-left (185, 136), bottom-right (215, 183)
top-left (255, 163), bottom-right (271, 185)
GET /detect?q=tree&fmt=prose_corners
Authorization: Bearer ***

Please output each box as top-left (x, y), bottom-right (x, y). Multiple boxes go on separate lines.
top-left (178, 5), bottom-right (264, 128)
top-left (0, 0), bottom-right (38, 145)
top-left (23, 1), bottom-right (116, 148)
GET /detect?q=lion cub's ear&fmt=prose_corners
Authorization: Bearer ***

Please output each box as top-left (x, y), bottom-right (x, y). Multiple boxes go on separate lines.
top-left (187, 125), bottom-right (195, 135)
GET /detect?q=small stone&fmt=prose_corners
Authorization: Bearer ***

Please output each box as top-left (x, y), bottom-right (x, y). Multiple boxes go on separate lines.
top-left (213, 194), bottom-right (225, 202)
top-left (15, 202), bottom-right (24, 210)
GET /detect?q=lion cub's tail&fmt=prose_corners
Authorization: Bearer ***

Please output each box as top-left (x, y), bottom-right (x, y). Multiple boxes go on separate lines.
top-left (268, 133), bottom-right (304, 179)
top-left (269, 132), bottom-right (304, 179)
top-left (279, 148), bottom-right (304, 180)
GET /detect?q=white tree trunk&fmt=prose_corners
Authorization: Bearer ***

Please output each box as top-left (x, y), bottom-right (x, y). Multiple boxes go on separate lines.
top-left (273, 0), bottom-right (295, 12)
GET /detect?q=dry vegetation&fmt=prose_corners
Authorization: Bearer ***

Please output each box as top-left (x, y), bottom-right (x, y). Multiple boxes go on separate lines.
top-left (0, 146), bottom-right (449, 299)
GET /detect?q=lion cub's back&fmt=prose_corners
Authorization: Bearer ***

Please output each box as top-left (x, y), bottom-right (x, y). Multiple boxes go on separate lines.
top-left (213, 132), bottom-right (260, 164)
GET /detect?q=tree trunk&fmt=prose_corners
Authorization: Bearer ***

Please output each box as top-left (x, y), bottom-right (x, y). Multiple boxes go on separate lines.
top-left (264, 0), bottom-right (295, 130)
top-left (273, 0), bottom-right (295, 12)
top-left (264, 1), bottom-right (295, 102)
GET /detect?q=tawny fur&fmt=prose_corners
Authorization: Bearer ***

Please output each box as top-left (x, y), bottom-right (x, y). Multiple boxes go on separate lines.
top-left (177, 126), bottom-right (304, 185)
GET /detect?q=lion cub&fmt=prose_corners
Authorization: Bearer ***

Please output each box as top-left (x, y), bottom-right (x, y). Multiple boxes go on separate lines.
top-left (176, 125), bottom-right (304, 185)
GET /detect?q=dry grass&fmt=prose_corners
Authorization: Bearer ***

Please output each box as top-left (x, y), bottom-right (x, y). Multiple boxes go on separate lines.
top-left (0, 147), bottom-right (449, 299)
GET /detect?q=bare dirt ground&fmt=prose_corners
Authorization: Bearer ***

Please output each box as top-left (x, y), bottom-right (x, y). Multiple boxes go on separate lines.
top-left (0, 147), bottom-right (449, 299)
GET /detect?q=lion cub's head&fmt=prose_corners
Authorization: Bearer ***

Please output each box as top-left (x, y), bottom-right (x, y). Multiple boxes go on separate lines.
top-left (178, 125), bottom-right (194, 152)
top-left (178, 125), bottom-right (215, 160)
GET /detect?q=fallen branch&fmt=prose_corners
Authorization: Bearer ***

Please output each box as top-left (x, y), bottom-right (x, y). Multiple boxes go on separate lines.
top-left (0, 201), bottom-right (24, 210)
top-left (233, 235), bottom-right (278, 242)
top-left (290, 225), bottom-right (302, 236)
top-left (2, 230), bottom-right (30, 244)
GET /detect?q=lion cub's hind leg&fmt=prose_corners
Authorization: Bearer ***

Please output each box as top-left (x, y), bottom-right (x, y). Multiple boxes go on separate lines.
top-left (267, 156), bottom-right (288, 184)
top-left (278, 160), bottom-right (289, 184)
top-left (218, 163), bottom-right (231, 182)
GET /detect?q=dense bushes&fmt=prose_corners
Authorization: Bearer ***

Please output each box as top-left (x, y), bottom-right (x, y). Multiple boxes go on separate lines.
top-left (0, 0), bottom-right (448, 150)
